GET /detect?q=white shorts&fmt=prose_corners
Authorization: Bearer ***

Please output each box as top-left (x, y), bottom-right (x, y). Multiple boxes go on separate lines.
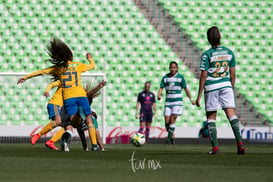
top-left (164, 106), bottom-right (183, 116)
top-left (205, 87), bottom-right (235, 112)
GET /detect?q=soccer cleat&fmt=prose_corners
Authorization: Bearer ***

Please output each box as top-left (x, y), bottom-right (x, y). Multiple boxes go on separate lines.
top-left (31, 134), bottom-right (41, 145)
top-left (61, 142), bottom-right (70, 152)
top-left (45, 140), bottom-right (59, 151)
top-left (171, 138), bottom-right (175, 145)
top-left (91, 144), bottom-right (99, 151)
top-left (237, 142), bottom-right (245, 155)
top-left (208, 146), bottom-right (219, 155)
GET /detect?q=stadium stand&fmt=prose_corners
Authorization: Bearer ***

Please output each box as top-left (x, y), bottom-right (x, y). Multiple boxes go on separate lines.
top-left (0, 0), bottom-right (271, 129)
top-left (152, 0), bottom-right (272, 124)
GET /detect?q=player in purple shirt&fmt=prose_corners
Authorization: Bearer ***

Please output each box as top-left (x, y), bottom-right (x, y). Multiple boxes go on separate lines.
top-left (135, 81), bottom-right (157, 143)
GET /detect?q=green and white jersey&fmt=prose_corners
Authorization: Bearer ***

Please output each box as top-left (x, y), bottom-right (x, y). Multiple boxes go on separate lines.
top-left (200, 46), bottom-right (235, 93)
top-left (160, 73), bottom-right (187, 107)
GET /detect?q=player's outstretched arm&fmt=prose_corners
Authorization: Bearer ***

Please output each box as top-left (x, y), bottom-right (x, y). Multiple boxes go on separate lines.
top-left (17, 67), bottom-right (57, 85)
top-left (91, 80), bottom-right (107, 95)
top-left (196, 70), bottom-right (207, 107)
top-left (85, 52), bottom-right (96, 71)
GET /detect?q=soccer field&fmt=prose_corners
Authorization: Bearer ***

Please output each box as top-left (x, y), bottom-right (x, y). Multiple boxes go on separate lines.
top-left (0, 143), bottom-right (272, 182)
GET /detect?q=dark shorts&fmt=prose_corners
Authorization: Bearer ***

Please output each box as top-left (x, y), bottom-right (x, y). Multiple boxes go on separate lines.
top-left (140, 112), bottom-right (153, 123)
top-left (47, 103), bottom-right (61, 120)
top-left (60, 106), bottom-right (71, 128)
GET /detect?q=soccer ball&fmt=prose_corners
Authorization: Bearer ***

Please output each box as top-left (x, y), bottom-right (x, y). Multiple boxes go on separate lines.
top-left (130, 133), bottom-right (145, 147)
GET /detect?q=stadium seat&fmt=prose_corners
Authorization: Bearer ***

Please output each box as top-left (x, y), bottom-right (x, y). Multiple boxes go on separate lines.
top-left (158, 0), bottom-right (272, 124)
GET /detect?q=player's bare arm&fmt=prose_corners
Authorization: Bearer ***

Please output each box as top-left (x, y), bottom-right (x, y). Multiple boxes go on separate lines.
top-left (196, 70), bottom-right (207, 107)
top-left (184, 87), bottom-right (195, 105)
top-left (157, 88), bottom-right (163, 100)
top-left (135, 102), bottom-right (140, 119)
top-left (43, 92), bottom-right (49, 98)
top-left (86, 52), bottom-right (96, 70)
top-left (229, 67), bottom-right (235, 89)
top-left (17, 78), bottom-right (26, 84)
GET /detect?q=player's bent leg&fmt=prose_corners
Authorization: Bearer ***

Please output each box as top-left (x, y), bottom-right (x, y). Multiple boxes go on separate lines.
top-left (77, 128), bottom-right (88, 151)
top-left (138, 122), bottom-right (145, 134)
top-left (86, 115), bottom-right (99, 151)
top-left (145, 122), bottom-right (151, 143)
top-left (45, 140), bottom-right (59, 151)
top-left (96, 130), bottom-right (104, 151)
top-left (60, 126), bottom-right (73, 152)
top-left (31, 120), bottom-right (55, 145)
top-left (50, 127), bottom-right (65, 143)
top-left (224, 109), bottom-right (245, 154)
top-left (45, 127), bottom-right (65, 150)
top-left (164, 107), bottom-right (171, 130)
top-left (207, 118), bottom-right (219, 155)
top-left (39, 120), bottom-right (56, 136)
top-left (167, 116), bottom-right (177, 144)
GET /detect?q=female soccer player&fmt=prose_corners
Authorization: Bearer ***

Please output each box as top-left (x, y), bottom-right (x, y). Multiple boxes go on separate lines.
top-left (17, 37), bottom-right (98, 151)
top-left (196, 26), bottom-right (245, 155)
top-left (30, 80), bottom-right (64, 150)
top-left (61, 80), bottom-right (107, 151)
top-left (157, 62), bottom-right (195, 144)
top-left (135, 81), bottom-right (156, 143)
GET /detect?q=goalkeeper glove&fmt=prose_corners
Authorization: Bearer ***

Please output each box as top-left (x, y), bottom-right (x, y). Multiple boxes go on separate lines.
top-left (153, 112), bottom-right (157, 120)
top-left (135, 113), bottom-right (140, 119)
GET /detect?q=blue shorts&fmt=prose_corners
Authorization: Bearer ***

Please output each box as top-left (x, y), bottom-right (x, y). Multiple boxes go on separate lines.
top-left (64, 97), bottom-right (91, 117)
top-left (47, 103), bottom-right (61, 120)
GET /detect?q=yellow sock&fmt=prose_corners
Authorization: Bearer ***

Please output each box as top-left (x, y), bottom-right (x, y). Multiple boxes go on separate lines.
top-left (39, 121), bottom-right (55, 136)
top-left (88, 125), bottom-right (97, 145)
top-left (50, 128), bottom-right (65, 142)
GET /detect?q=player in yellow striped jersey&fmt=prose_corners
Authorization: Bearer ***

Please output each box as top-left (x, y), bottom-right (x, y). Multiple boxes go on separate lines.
top-left (58, 52), bottom-right (98, 151)
top-left (30, 80), bottom-right (65, 150)
top-left (38, 80), bottom-right (106, 151)
top-left (63, 80), bottom-right (107, 151)
top-left (17, 37), bottom-right (98, 151)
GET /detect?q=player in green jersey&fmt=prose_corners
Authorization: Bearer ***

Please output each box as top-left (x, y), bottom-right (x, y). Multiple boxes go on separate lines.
top-left (196, 26), bottom-right (245, 155)
top-left (158, 61), bottom-right (195, 144)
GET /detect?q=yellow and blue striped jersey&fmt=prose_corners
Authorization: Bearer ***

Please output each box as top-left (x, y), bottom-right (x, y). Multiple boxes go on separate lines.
top-left (60, 57), bottom-right (95, 100)
top-left (45, 80), bottom-right (63, 107)
top-left (23, 66), bottom-right (62, 80)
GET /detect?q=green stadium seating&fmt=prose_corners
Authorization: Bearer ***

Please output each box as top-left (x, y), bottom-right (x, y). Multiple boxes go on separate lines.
top-left (158, 0), bottom-right (273, 122)
top-left (2, 0), bottom-right (269, 128)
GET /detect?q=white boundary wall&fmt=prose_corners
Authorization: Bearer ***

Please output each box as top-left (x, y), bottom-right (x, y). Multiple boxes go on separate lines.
top-left (0, 126), bottom-right (272, 141)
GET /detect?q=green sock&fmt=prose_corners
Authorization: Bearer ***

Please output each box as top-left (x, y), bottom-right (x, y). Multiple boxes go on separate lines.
top-left (230, 119), bottom-right (242, 144)
top-left (167, 127), bottom-right (175, 142)
top-left (208, 122), bottom-right (218, 147)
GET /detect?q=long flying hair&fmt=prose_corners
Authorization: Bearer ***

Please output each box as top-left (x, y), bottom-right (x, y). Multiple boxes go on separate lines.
top-left (207, 26), bottom-right (221, 48)
top-left (46, 37), bottom-right (73, 80)
top-left (85, 81), bottom-right (102, 105)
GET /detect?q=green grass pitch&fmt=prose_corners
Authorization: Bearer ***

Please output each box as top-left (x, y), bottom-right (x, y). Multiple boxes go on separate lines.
top-left (0, 143), bottom-right (272, 182)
